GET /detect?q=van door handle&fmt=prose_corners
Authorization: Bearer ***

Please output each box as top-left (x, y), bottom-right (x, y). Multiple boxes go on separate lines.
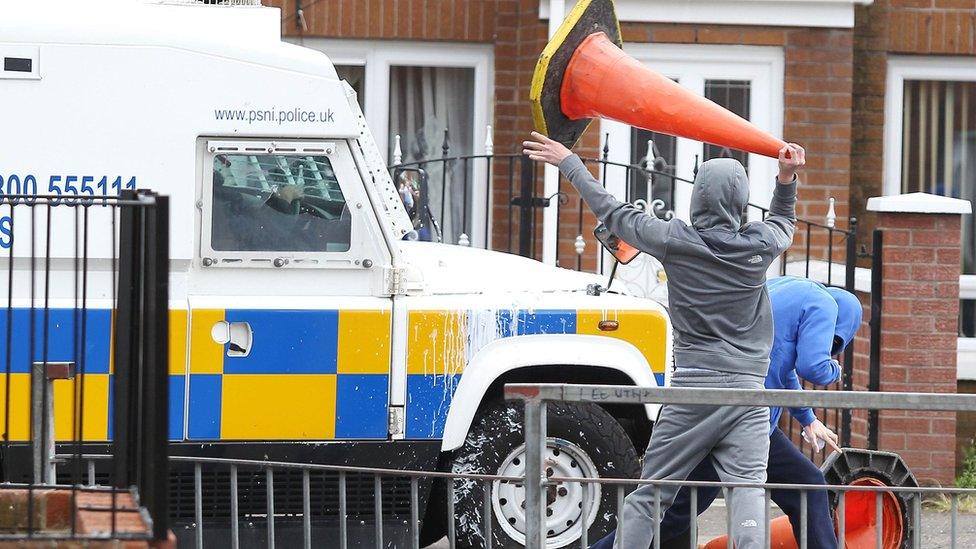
top-left (211, 321), bottom-right (253, 357)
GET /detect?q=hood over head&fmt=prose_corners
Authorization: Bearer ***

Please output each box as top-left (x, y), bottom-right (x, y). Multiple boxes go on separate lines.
top-left (690, 158), bottom-right (750, 231)
top-left (826, 287), bottom-right (862, 354)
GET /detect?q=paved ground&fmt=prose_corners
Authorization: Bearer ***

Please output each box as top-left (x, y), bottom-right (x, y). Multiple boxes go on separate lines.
top-left (424, 501), bottom-right (976, 548)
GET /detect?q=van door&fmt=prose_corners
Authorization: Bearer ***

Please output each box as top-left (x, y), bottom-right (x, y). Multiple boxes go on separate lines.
top-left (182, 139), bottom-right (394, 442)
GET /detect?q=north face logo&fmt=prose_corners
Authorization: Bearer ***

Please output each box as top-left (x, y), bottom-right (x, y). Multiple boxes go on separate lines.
top-left (748, 255), bottom-right (763, 264)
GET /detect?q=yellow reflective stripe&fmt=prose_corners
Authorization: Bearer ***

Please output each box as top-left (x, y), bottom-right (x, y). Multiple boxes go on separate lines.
top-left (170, 309), bottom-right (188, 375)
top-left (221, 374), bottom-right (336, 440)
top-left (577, 309), bottom-right (668, 373)
top-left (337, 310), bottom-right (391, 374)
top-left (190, 309), bottom-right (224, 374)
top-left (406, 310), bottom-right (468, 376)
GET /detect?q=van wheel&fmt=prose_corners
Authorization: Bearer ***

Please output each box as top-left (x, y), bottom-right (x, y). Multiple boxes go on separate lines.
top-left (450, 400), bottom-right (640, 549)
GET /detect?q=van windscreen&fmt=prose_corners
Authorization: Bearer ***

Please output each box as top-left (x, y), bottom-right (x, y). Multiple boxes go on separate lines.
top-left (210, 154), bottom-right (352, 253)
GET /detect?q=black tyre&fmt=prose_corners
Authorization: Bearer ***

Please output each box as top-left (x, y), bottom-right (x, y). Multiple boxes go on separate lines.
top-left (449, 400), bottom-right (640, 549)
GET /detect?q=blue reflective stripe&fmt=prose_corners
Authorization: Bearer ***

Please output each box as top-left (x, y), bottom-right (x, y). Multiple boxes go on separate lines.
top-left (405, 374), bottom-right (460, 439)
top-left (0, 308), bottom-right (111, 373)
top-left (169, 375), bottom-right (185, 441)
top-left (495, 309), bottom-right (577, 337)
top-left (335, 374), bottom-right (388, 439)
top-left (188, 374), bottom-right (222, 439)
top-left (223, 309), bottom-right (338, 374)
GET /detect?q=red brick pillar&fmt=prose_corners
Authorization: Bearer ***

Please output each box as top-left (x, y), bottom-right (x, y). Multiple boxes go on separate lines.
top-left (866, 193), bottom-right (972, 485)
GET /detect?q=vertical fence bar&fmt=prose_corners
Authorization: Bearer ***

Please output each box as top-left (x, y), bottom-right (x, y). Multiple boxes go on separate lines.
top-left (339, 472), bottom-right (348, 549)
top-left (374, 475), bottom-right (383, 549)
top-left (267, 468), bottom-right (276, 549)
top-left (689, 487), bottom-right (697, 549)
top-left (1, 203), bottom-right (13, 484)
top-left (518, 156), bottom-right (534, 259)
top-left (800, 490), bottom-right (808, 549)
top-left (195, 462), bottom-right (203, 549)
top-left (87, 460), bottom-right (95, 486)
top-left (411, 477), bottom-right (420, 549)
top-left (951, 493), bottom-right (958, 548)
top-left (303, 469), bottom-right (312, 549)
top-left (868, 229), bottom-right (883, 449)
top-left (837, 491), bottom-right (846, 548)
top-left (616, 486), bottom-right (625, 549)
top-left (724, 487), bottom-right (732, 549)
top-left (113, 191), bottom-right (141, 491)
top-left (447, 479), bottom-right (456, 549)
top-left (230, 464), bottom-right (239, 549)
top-left (764, 489), bottom-right (771, 549)
top-left (483, 480), bottom-right (493, 549)
top-left (507, 159), bottom-right (515, 254)
top-left (912, 493), bottom-right (921, 549)
top-left (875, 491), bottom-right (882, 549)
top-left (523, 399), bottom-right (547, 549)
top-left (653, 485), bottom-right (660, 549)
top-left (580, 481), bottom-right (589, 548)
top-left (484, 154), bottom-right (493, 250)
top-left (142, 193), bottom-right (169, 540)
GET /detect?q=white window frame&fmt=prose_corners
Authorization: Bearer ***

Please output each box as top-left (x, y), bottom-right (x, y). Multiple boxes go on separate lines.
top-left (882, 55), bottom-right (976, 196)
top-left (540, 0), bottom-right (870, 29)
top-left (600, 43), bottom-right (785, 223)
top-left (200, 139), bottom-right (376, 268)
top-left (884, 56), bottom-right (976, 379)
top-left (293, 39), bottom-right (495, 247)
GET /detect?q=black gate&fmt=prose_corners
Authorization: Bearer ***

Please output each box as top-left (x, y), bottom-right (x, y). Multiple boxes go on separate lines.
top-left (0, 189), bottom-right (170, 541)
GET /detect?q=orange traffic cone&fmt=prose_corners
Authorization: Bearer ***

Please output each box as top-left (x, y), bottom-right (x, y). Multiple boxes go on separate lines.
top-left (700, 477), bottom-right (904, 549)
top-left (531, 0), bottom-right (787, 157)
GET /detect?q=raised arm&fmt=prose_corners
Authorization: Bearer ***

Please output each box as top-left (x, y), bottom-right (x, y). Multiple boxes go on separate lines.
top-left (762, 144), bottom-right (804, 256)
top-left (523, 132), bottom-right (671, 258)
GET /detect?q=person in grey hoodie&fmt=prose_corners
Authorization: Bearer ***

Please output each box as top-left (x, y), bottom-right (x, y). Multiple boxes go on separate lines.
top-left (523, 131), bottom-right (804, 549)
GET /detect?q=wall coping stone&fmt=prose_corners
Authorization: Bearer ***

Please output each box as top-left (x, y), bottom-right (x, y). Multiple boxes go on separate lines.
top-left (866, 192), bottom-right (972, 215)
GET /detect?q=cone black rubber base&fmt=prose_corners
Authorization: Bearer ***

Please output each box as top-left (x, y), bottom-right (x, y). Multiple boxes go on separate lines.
top-left (822, 448), bottom-right (919, 548)
top-left (530, 0), bottom-right (621, 148)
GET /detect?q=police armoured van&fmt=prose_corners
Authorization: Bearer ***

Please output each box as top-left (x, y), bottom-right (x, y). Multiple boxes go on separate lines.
top-left (0, 1), bottom-right (671, 546)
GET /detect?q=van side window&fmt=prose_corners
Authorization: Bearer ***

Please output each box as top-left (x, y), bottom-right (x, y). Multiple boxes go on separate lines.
top-left (211, 154), bottom-right (351, 252)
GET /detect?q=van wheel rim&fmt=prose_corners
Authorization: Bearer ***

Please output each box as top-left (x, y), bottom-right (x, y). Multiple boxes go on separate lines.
top-left (492, 438), bottom-right (601, 548)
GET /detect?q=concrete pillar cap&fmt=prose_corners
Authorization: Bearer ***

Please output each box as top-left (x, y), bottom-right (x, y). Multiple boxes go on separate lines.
top-left (866, 192), bottom-right (972, 214)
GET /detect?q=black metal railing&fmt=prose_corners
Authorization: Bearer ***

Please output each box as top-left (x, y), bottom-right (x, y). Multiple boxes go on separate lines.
top-left (0, 190), bottom-right (169, 541)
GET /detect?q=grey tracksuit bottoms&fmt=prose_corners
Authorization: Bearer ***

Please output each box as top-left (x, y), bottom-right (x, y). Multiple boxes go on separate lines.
top-left (614, 368), bottom-right (770, 549)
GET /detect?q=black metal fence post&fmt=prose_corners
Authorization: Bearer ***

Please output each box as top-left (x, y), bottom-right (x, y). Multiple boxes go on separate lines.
top-left (841, 217), bottom-right (858, 448)
top-left (113, 190), bottom-right (142, 490)
top-left (517, 155), bottom-right (535, 258)
top-left (867, 229), bottom-right (884, 450)
top-left (139, 191), bottom-right (170, 540)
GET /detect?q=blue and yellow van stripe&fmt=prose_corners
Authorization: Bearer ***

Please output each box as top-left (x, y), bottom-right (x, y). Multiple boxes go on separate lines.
top-left (404, 308), bottom-right (668, 439)
top-left (2, 306), bottom-right (666, 444)
top-left (185, 308), bottom-right (391, 441)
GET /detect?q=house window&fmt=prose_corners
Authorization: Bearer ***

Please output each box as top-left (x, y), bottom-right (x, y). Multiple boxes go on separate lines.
top-left (289, 39), bottom-right (493, 247)
top-left (885, 58), bottom-right (976, 338)
top-left (389, 66), bottom-right (475, 244)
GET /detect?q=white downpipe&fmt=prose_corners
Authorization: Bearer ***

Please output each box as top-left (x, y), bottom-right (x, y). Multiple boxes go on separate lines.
top-left (541, 0), bottom-right (565, 266)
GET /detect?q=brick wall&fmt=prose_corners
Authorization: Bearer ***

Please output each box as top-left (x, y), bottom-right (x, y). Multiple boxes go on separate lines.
top-left (874, 211), bottom-right (962, 484)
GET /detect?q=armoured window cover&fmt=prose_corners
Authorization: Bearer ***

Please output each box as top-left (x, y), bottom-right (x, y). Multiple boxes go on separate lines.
top-left (211, 153), bottom-right (352, 253)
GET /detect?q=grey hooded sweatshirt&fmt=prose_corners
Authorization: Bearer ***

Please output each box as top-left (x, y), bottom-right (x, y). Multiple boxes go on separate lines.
top-left (559, 155), bottom-right (797, 377)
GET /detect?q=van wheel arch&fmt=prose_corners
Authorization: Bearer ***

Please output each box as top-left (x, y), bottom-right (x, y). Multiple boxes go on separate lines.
top-left (419, 365), bottom-right (652, 547)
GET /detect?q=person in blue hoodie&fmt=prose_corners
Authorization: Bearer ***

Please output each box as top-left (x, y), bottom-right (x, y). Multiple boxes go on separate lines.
top-left (590, 276), bottom-right (862, 549)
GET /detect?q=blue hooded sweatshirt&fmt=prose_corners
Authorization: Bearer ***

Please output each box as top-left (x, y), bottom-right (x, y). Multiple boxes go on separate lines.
top-left (765, 276), bottom-right (863, 432)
